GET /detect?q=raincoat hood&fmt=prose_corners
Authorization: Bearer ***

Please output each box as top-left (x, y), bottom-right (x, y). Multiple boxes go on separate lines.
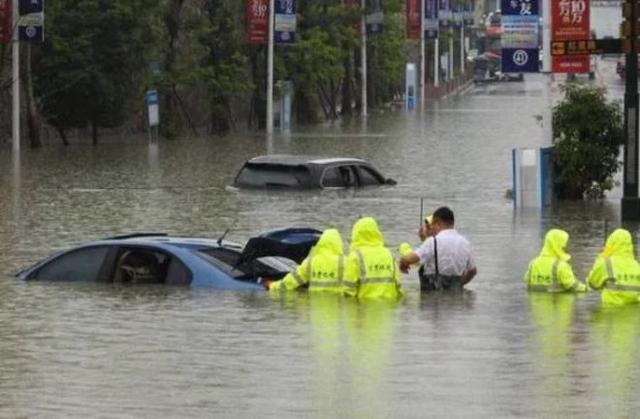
top-left (539, 229), bottom-right (571, 262)
top-left (600, 228), bottom-right (634, 259)
top-left (311, 228), bottom-right (344, 257)
top-left (350, 217), bottom-right (384, 252)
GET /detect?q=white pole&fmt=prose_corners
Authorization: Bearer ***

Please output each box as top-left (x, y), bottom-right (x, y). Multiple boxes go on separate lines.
top-left (434, 37), bottom-right (439, 87)
top-left (266, 0), bottom-right (275, 135)
top-left (542, 0), bottom-right (552, 145)
top-left (460, 23), bottom-right (464, 74)
top-left (12, 0), bottom-right (19, 153)
top-left (448, 28), bottom-right (453, 80)
top-left (361, 0), bottom-right (367, 117)
top-left (420, 0), bottom-right (425, 105)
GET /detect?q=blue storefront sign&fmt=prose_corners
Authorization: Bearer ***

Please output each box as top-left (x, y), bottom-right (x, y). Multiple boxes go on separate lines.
top-left (501, 0), bottom-right (538, 73)
top-left (424, 0), bottom-right (438, 39)
top-left (274, 0), bottom-right (296, 44)
top-left (502, 48), bottom-right (539, 72)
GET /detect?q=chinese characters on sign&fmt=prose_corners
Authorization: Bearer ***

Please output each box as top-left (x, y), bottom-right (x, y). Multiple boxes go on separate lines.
top-left (245, 0), bottom-right (268, 44)
top-left (551, 0), bottom-right (590, 73)
top-left (366, 0), bottom-right (384, 34)
top-left (501, 0), bottom-right (539, 72)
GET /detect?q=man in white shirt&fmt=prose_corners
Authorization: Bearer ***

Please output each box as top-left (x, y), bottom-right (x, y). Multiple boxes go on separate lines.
top-left (399, 206), bottom-right (477, 291)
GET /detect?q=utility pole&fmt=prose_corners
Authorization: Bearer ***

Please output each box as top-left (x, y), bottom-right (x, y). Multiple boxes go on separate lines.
top-left (361, 0), bottom-right (368, 117)
top-left (621, 0), bottom-right (640, 220)
top-left (420, 0), bottom-right (425, 105)
top-left (12, 0), bottom-right (19, 153)
top-left (266, 0), bottom-right (275, 135)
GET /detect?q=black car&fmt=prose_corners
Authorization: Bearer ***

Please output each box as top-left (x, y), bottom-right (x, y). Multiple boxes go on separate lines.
top-left (232, 155), bottom-right (396, 189)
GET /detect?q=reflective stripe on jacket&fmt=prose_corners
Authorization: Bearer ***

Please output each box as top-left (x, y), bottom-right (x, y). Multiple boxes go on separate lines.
top-left (343, 247), bottom-right (402, 300)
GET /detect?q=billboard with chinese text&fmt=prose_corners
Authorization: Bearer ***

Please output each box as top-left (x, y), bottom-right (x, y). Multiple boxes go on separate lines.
top-left (246, 0), bottom-right (268, 44)
top-left (407, 0), bottom-right (421, 39)
top-left (551, 0), bottom-right (590, 73)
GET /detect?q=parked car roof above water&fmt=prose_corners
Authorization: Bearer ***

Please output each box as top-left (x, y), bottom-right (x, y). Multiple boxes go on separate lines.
top-left (232, 154), bottom-right (396, 190)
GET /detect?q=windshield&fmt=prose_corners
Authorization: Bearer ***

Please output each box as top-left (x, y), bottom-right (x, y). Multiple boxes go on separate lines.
top-left (234, 163), bottom-right (311, 188)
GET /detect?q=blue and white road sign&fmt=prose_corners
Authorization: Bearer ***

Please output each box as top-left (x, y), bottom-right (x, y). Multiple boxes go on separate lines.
top-left (146, 90), bottom-right (160, 127)
top-left (502, 48), bottom-right (539, 72)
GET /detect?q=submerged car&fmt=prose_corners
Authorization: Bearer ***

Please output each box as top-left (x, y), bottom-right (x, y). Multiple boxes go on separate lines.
top-left (15, 228), bottom-right (321, 290)
top-left (232, 155), bottom-right (396, 189)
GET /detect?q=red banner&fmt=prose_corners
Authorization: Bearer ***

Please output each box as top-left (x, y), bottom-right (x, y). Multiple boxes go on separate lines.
top-left (0, 0), bottom-right (12, 44)
top-left (406, 0), bottom-right (421, 39)
top-left (551, 0), bottom-right (590, 73)
top-left (246, 0), bottom-right (269, 44)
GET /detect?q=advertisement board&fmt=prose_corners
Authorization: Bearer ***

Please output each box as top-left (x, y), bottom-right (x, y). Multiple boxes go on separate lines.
top-left (246, 0), bottom-right (269, 44)
top-left (551, 0), bottom-right (590, 73)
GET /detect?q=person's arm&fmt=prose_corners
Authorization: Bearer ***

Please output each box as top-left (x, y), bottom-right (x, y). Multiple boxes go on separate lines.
top-left (461, 252), bottom-right (477, 285)
top-left (342, 254), bottom-right (360, 297)
top-left (558, 262), bottom-right (586, 292)
top-left (267, 257), bottom-right (310, 291)
top-left (399, 237), bottom-right (433, 273)
top-left (461, 267), bottom-right (477, 285)
top-left (586, 258), bottom-right (607, 290)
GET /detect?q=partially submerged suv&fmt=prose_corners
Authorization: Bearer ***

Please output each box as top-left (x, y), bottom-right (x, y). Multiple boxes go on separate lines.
top-left (232, 155), bottom-right (397, 189)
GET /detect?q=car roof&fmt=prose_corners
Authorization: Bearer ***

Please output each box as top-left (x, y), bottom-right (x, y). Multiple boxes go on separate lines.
top-left (82, 235), bottom-right (242, 250)
top-left (246, 154), bottom-right (369, 166)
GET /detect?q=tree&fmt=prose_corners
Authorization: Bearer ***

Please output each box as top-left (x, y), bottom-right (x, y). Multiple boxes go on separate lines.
top-left (552, 83), bottom-right (624, 200)
top-left (34, 0), bottom-right (160, 144)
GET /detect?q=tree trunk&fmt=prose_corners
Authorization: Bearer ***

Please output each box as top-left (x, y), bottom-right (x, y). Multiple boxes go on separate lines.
top-left (23, 44), bottom-right (42, 148)
top-left (341, 51), bottom-right (353, 116)
top-left (56, 126), bottom-right (69, 146)
top-left (160, 0), bottom-right (186, 139)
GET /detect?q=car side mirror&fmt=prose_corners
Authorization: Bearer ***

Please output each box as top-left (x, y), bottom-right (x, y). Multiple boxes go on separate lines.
top-left (385, 178), bottom-right (397, 185)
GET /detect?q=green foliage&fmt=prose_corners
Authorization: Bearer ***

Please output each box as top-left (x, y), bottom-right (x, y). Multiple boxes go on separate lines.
top-left (34, 0), bottom-right (160, 140)
top-left (552, 83), bottom-right (624, 200)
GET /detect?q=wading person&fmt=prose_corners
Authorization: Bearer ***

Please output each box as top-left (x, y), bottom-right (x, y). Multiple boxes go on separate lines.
top-left (264, 228), bottom-right (347, 294)
top-left (343, 217), bottom-right (403, 300)
top-left (398, 214), bottom-right (435, 280)
top-left (587, 228), bottom-right (640, 306)
top-left (398, 206), bottom-right (476, 291)
top-left (524, 229), bottom-right (587, 292)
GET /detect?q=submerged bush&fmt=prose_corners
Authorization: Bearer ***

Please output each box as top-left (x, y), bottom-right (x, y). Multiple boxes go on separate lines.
top-left (552, 83), bottom-right (624, 200)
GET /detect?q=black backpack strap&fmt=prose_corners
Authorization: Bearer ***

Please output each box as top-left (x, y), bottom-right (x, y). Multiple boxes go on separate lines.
top-left (434, 237), bottom-right (439, 277)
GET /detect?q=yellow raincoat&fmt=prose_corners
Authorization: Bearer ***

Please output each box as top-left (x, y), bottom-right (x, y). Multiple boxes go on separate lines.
top-left (269, 228), bottom-right (346, 294)
top-left (587, 228), bottom-right (640, 306)
top-left (343, 217), bottom-right (403, 300)
top-left (524, 229), bottom-right (586, 292)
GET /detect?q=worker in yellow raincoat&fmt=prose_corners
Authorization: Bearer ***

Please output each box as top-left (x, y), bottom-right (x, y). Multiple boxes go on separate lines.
top-left (265, 228), bottom-right (347, 294)
top-left (587, 228), bottom-right (640, 306)
top-left (524, 229), bottom-right (587, 292)
top-left (343, 217), bottom-right (403, 300)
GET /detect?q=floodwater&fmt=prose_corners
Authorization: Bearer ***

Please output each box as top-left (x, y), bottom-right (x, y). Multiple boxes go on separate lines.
top-left (2, 9), bottom-right (640, 416)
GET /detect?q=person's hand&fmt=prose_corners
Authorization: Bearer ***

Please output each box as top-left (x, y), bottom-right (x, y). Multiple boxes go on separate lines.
top-left (399, 258), bottom-right (411, 274)
top-left (259, 278), bottom-right (273, 290)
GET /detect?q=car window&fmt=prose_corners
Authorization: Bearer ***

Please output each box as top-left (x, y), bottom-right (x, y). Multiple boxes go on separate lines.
top-left (355, 165), bottom-right (384, 186)
top-left (112, 247), bottom-right (180, 284)
top-left (322, 166), bottom-right (356, 188)
top-left (33, 246), bottom-right (110, 281)
top-left (234, 164), bottom-right (310, 188)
